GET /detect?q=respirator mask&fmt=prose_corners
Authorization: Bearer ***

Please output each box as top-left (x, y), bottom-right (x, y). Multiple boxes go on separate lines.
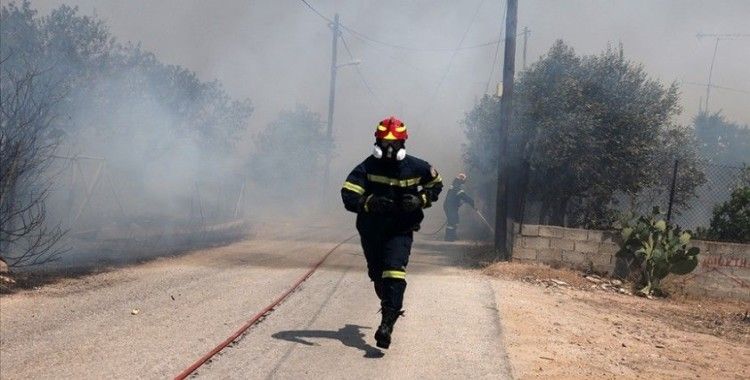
top-left (372, 139), bottom-right (406, 161)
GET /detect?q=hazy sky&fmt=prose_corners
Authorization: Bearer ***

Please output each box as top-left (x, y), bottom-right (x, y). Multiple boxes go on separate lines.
top-left (23, 0), bottom-right (750, 179)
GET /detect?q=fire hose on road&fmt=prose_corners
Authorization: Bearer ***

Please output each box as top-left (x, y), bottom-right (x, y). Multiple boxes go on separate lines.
top-left (473, 208), bottom-right (495, 235)
top-left (416, 208), bottom-right (495, 238)
top-left (173, 233), bottom-right (358, 380)
top-left (175, 209), bottom-right (491, 378)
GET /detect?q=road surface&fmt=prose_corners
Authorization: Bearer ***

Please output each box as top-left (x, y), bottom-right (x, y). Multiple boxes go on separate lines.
top-left (0, 223), bottom-right (512, 379)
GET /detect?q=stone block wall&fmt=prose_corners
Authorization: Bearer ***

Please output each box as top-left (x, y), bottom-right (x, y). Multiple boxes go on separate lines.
top-left (512, 224), bottom-right (619, 273)
top-left (512, 224), bottom-right (750, 300)
top-left (685, 240), bottom-right (750, 300)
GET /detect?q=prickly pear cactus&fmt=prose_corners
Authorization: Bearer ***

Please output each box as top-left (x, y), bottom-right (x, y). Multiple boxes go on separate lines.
top-left (616, 207), bottom-right (700, 296)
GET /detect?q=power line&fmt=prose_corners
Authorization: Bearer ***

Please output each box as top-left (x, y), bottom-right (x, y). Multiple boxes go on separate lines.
top-left (485, 1), bottom-right (508, 95)
top-left (697, 33), bottom-right (750, 39)
top-left (340, 34), bottom-right (385, 107)
top-left (485, 38), bottom-right (503, 95)
top-left (299, 0), bottom-right (333, 23)
top-left (695, 32), bottom-right (750, 112)
top-left (430, 0), bottom-right (487, 100)
top-left (340, 23), bottom-right (499, 52)
top-left (298, 1), bottom-right (382, 108)
top-left (681, 81), bottom-right (750, 95)
top-left (298, 0), bottom-right (500, 53)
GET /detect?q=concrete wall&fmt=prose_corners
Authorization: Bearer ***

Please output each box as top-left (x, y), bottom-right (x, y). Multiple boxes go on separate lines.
top-left (512, 224), bottom-right (750, 300)
top-left (511, 224), bottom-right (619, 273)
top-left (687, 240), bottom-right (750, 300)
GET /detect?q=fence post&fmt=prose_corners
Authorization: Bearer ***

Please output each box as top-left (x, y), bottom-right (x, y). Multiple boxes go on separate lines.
top-left (666, 159), bottom-right (679, 222)
top-left (517, 160), bottom-right (530, 229)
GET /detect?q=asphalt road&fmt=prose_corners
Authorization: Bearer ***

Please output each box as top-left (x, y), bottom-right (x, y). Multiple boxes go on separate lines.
top-left (0, 223), bottom-right (512, 379)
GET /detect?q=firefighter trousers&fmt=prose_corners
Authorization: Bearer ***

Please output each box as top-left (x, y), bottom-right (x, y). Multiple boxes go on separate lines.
top-left (444, 208), bottom-right (459, 241)
top-left (359, 231), bottom-right (413, 311)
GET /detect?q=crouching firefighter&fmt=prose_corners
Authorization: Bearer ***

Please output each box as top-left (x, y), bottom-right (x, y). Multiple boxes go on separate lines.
top-left (442, 173), bottom-right (475, 241)
top-left (341, 116), bottom-right (443, 349)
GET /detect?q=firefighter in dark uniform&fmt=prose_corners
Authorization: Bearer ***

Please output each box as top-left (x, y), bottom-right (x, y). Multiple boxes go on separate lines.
top-left (443, 173), bottom-right (475, 241)
top-left (341, 116), bottom-right (443, 349)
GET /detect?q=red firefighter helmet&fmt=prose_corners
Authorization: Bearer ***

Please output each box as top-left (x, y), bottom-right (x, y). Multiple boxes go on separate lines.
top-left (453, 173), bottom-right (467, 186)
top-left (375, 116), bottom-right (408, 141)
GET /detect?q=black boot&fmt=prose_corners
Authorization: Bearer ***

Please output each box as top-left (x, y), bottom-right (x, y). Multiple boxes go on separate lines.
top-left (375, 307), bottom-right (403, 349)
top-left (444, 226), bottom-right (457, 241)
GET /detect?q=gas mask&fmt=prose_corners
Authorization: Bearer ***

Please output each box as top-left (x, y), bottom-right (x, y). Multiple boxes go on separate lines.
top-left (372, 139), bottom-right (406, 161)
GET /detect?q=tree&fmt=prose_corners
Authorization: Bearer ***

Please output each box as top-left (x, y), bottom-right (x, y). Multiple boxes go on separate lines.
top-left (700, 167), bottom-right (750, 243)
top-left (702, 187), bottom-right (750, 243)
top-left (2, 1), bottom-right (253, 161)
top-left (463, 40), bottom-right (704, 228)
top-left (694, 111), bottom-right (750, 165)
top-left (0, 63), bottom-right (66, 267)
top-left (249, 105), bottom-right (329, 207)
top-left (1, 1), bottom-right (254, 266)
top-left (462, 95), bottom-right (502, 208)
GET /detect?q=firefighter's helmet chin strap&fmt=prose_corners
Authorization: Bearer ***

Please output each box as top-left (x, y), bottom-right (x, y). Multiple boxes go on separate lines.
top-left (372, 145), bottom-right (406, 161)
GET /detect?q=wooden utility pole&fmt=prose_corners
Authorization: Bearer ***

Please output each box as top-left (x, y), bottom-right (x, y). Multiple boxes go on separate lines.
top-left (494, 0), bottom-right (518, 258)
top-left (323, 14), bottom-right (340, 198)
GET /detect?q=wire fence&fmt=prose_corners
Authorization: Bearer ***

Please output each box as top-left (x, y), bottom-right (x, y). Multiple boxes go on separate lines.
top-left (513, 160), bottom-right (748, 242)
top-left (46, 155), bottom-right (247, 237)
top-left (670, 162), bottom-right (745, 231)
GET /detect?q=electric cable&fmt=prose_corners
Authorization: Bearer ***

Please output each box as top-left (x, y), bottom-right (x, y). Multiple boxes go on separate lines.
top-left (341, 23), bottom-right (499, 52)
top-left (339, 34), bottom-right (385, 108)
top-left (484, 1), bottom-right (508, 95)
top-left (430, 0), bottom-right (487, 100)
top-left (299, 0), bottom-right (333, 23)
top-left (680, 81), bottom-right (750, 95)
top-left (298, 0), bottom-right (500, 53)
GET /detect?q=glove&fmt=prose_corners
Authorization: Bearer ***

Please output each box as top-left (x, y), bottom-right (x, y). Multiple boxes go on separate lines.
top-left (366, 195), bottom-right (396, 213)
top-left (400, 194), bottom-right (423, 212)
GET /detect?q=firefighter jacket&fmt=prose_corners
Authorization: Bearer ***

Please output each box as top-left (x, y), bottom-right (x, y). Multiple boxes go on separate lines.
top-left (443, 185), bottom-right (475, 212)
top-left (341, 155), bottom-right (443, 235)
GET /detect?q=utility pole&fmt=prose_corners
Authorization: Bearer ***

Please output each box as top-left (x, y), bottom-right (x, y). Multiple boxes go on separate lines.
top-left (705, 37), bottom-right (719, 114)
top-left (323, 14), bottom-right (340, 199)
top-left (494, 0), bottom-right (517, 259)
top-left (522, 27), bottom-right (528, 70)
top-left (696, 33), bottom-right (750, 113)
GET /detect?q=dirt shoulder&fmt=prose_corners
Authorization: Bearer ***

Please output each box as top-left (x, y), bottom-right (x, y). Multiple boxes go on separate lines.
top-left (485, 261), bottom-right (749, 379)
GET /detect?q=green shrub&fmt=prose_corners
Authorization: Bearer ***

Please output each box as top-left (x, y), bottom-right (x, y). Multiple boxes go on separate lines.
top-left (700, 187), bottom-right (750, 243)
top-left (616, 208), bottom-right (700, 296)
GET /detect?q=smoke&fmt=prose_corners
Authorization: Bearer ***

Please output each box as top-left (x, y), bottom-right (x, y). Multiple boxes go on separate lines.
top-left (17, 0), bottom-right (750, 248)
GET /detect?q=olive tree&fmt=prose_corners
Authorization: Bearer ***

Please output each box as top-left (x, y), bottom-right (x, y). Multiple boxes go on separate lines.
top-left (463, 40), bottom-right (704, 228)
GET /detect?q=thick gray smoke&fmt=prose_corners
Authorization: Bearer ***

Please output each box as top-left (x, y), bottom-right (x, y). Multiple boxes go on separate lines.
top-left (27, 1), bottom-right (748, 159)
top-left (7, 0), bottom-right (749, 268)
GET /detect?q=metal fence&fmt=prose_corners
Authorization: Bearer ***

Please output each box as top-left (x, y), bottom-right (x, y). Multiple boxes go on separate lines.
top-left (669, 163), bottom-right (745, 231)
top-left (513, 160), bottom-right (747, 238)
top-left (46, 155), bottom-right (247, 237)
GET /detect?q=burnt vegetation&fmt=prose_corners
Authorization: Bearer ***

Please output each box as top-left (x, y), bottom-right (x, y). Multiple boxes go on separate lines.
top-left (1, 1), bottom-right (253, 268)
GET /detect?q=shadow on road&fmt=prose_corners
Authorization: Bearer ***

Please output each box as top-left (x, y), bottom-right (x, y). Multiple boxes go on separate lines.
top-left (272, 324), bottom-right (384, 358)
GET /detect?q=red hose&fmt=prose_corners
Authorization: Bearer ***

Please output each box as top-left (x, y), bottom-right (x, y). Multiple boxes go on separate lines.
top-left (174, 234), bottom-right (358, 379)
